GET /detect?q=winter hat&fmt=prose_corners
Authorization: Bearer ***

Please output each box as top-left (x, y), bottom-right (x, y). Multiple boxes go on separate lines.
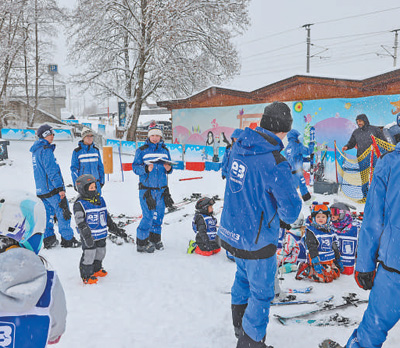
top-left (260, 102), bottom-right (292, 133)
top-left (37, 124), bottom-right (54, 139)
top-left (81, 127), bottom-right (94, 140)
top-left (356, 114), bottom-right (370, 126)
top-left (148, 126), bottom-right (163, 137)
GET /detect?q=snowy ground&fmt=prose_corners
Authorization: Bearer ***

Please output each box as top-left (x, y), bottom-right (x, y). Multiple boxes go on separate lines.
top-left (2, 139), bottom-right (400, 348)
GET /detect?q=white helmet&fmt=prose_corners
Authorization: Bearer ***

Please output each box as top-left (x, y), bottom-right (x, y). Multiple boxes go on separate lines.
top-left (0, 191), bottom-right (46, 254)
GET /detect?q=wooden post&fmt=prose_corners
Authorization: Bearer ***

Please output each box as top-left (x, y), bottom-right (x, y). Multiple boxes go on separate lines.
top-left (103, 146), bottom-right (113, 176)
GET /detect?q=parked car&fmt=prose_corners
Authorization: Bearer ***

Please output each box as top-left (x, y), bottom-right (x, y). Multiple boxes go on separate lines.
top-left (137, 120), bottom-right (172, 131)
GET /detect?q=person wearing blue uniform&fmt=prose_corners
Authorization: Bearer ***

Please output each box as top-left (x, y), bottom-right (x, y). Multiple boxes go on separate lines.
top-left (221, 128), bottom-right (243, 180)
top-left (73, 174), bottom-right (127, 284)
top-left (132, 126), bottom-right (174, 253)
top-left (330, 202), bottom-right (360, 275)
top-left (218, 102), bottom-right (302, 348)
top-left (321, 142), bottom-right (400, 348)
top-left (188, 197), bottom-right (221, 256)
top-left (0, 190), bottom-right (67, 347)
top-left (284, 129), bottom-right (314, 202)
top-left (30, 124), bottom-right (81, 249)
top-left (71, 127), bottom-right (105, 193)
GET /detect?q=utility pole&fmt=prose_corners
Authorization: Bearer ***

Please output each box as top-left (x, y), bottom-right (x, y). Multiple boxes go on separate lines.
top-left (303, 24), bottom-right (313, 73)
top-left (392, 29), bottom-right (400, 67)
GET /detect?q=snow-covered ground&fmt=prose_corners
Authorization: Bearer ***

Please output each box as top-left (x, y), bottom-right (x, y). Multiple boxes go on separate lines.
top-left (2, 139), bottom-right (400, 348)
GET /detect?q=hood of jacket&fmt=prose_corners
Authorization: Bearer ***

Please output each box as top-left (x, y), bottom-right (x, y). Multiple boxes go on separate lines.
top-left (287, 129), bottom-right (301, 142)
top-left (30, 138), bottom-right (55, 153)
top-left (234, 127), bottom-right (283, 157)
top-left (356, 114), bottom-right (370, 129)
top-left (231, 128), bottom-right (243, 140)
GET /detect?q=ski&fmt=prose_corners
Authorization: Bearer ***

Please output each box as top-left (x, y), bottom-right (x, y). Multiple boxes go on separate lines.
top-left (278, 313), bottom-right (358, 327)
top-left (271, 295), bottom-right (333, 306)
top-left (284, 286), bottom-right (313, 294)
top-left (166, 194), bottom-right (221, 214)
top-left (108, 233), bottom-right (135, 245)
top-left (274, 293), bottom-right (368, 321)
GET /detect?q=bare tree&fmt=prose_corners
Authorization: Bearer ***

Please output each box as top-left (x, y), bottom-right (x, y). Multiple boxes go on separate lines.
top-left (68, 0), bottom-right (250, 140)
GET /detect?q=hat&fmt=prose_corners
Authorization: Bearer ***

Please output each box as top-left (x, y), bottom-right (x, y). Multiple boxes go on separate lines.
top-left (81, 127), bottom-right (94, 139)
top-left (260, 102), bottom-right (292, 133)
top-left (148, 126), bottom-right (163, 137)
top-left (37, 124), bottom-right (54, 139)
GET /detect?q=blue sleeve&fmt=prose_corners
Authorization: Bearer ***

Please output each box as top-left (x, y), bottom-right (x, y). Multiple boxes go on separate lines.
top-left (70, 150), bottom-right (79, 186)
top-left (221, 147), bottom-right (230, 178)
top-left (165, 148), bottom-right (173, 175)
top-left (97, 149), bottom-right (105, 185)
top-left (270, 160), bottom-right (302, 224)
top-left (132, 149), bottom-right (146, 176)
top-left (356, 157), bottom-right (388, 272)
top-left (43, 148), bottom-right (64, 190)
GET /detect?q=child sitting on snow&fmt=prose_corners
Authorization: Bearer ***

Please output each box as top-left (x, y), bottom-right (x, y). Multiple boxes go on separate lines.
top-left (73, 174), bottom-right (127, 284)
top-left (330, 202), bottom-right (360, 275)
top-left (296, 203), bottom-right (343, 283)
top-left (187, 197), bottom-right (221, 256)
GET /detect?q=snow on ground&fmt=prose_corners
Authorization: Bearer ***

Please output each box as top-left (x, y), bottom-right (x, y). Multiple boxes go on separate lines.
top-left (2, 139), bottom-right (400, 348)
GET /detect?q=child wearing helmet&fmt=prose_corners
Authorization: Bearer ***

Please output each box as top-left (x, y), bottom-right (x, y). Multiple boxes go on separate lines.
top-left (330, 202), bottom-right (361, 275)
top-left (296, 203), bottom-right (343, 283)
top-left (73, 174), bottom-right (127, 284)
top-left (0, 191), bottom-right (67, 346)
top-left (188, 197), bottom-right (221, 256)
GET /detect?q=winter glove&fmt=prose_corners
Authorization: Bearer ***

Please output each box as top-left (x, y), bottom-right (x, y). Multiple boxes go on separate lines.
top-left (143, 189), bottom-right (156, 210)
top-left (311, 256), bottom-right (324, 275)
top-left (335, 258), bottom-right (345, 273)
top-left (109, 225), bottom-right (127, 238)
top-left (355, 270), bottom-right (376, 290)
top-left (162, 187), bottom-right (174, 208)
top-left (279, 220), bottom-right (291, 230)
top-left (58, 197), bottom-right (72, 220)
top-left (78, 222), bottom-right (94, 248)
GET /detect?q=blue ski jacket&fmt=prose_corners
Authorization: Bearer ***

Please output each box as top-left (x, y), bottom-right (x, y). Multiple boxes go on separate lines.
top-left (356, 142), bottom-right (400, 273)
top-left (70, 141), bottom-right (105, 187)
top-left (30, 139), bottom-right (65, 198)
top-left (284, 129), bottom-right (314, 173)
top-left (132, 139), bottom-right (173, 188)
top-left (218, 127), bottom-right (302, 259)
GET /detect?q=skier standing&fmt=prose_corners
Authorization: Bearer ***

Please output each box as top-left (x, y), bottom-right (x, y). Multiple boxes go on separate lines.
top-left (218, 102), bottom-right (302, 348)
top-left (284, 129), bottom-right (314, 202)
top-left (30, 124), bottom-right (81, 249)
top-left (0, 191), bottom-right (67, 346)
top-left (132, 125), bottom-right (174, 253)
top-left (71, 127), bottom-right (105, 193)
top-left (73, 174), bottom-right (127, 284)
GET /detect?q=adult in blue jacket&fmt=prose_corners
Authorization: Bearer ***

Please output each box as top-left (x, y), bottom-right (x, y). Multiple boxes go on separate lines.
top-left (30, 124), bottom-right (80, 249)
top-left (132, 126), bottom-right (173, 253)
top-left (71, 127), bottom-right (105, 193)
top-left (221, 128), bottom-right (243, 180)
top-left (284, 129), bottom-right (314, 202)
top-left (218, 102), bottom-right (302, 348)
top-left (325, 142), bottom-right (400, 348)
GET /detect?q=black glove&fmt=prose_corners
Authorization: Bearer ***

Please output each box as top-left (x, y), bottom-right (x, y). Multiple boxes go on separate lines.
top-left (143, 189), bottom-right (156, 210)
top-left (355, 270), bottom-right (376, 290)
top-left (110, 225), bottom-right (127, 238)
top-left (162, 187), bottom-right (174, 208)
top-left (78, 222), bottom-right (94, 248)
top-left (58, 197), bottom-right (72, 220)
top-left (279, 220), bottom-right (291, 230)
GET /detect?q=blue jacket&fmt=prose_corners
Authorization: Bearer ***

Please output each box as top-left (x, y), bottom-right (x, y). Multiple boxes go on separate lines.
top-left (70, 141), bottom-right (105, 187)
top-left (30, 139), bottom-right (65, 197)
top-left (356, 142), bottom-right (400, 273)
top-left (218, 127), bottom-right (302, 259)
top-left (284, 129), bottom-right (314, 173)
top-left (221, 129), bottom-right (243, 179)
top-left (132, 139), bottom-right (173, 188)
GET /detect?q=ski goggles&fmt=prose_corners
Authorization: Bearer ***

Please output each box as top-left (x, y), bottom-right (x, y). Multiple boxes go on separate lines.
top-left (41, 129), bottom-right (54, 138)
top-left (312, 204), bottom-right (330, 216)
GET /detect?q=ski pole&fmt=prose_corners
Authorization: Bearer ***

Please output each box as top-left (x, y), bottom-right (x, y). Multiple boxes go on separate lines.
top-left (118, 141), bottom-right (124, 182)
top-left (179, 176), bottom-right (203, 181)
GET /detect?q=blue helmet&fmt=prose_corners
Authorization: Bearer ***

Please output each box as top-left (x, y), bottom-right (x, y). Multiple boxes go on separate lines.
top-left (0, 191), bottom-right (46, 254)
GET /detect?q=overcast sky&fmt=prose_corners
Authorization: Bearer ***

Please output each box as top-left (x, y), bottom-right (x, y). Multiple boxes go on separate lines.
top-left (55, 0), bottom-right (400, 110)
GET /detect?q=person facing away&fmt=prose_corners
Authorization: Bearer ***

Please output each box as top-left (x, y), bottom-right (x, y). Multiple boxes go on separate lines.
top-left (30, 124), bottom-right (81, 249)
top-left (218, 101), bottom-right (302, 348)
top-left (321, 141), bottom-right (400, 348)
top-left (342, 113), bottom-right (385, 158)
top-left (284, 129), bottom-right (314, 202)
top-left (296, 203), bottom-right (343, 283)
top-left (73, 174), bottom-right (127, 284)
top-left (221, 128), bottom-right (243, 180)
top-left (0, 191), bottom-right (67, 347)
top-left (71, 127), bottom-right (105, 194)
top-left (132, 125), bottom-right (174, 253)
top-left (188, 197), bottom-right (221, 256)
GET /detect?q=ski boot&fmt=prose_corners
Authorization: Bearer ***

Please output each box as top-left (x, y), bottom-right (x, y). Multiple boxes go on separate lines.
top-left (82, 275), bottom-right (98, 285)
top-left (43, 235), bottom-right (59, 249)
top-left (93, 269), bottom-right (108, 278)
top-left (61, 236), bottom-right (82, 248)
top-left (187, 240), bottom-right (197, 254)
top-left (236, 331), bottom-right (273, 348)
top-left (137, 239), bottom-right (155, 253)
top-left (154, 241), bottom-right (164, 250)
top-left (319, 339), bottom-right (344, 348)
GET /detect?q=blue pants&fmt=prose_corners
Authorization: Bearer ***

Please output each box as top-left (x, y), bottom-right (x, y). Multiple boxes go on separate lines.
top-left (231, 256), bottom-right (276, 342)
top-left (292, 172), bottom-right (309, 196)
top-left (137, 189), bottom-right (166, 241)
top-left (347, 265), bottom-right (400, 348)
top-left (41, 195), bottom-right (74, 240)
